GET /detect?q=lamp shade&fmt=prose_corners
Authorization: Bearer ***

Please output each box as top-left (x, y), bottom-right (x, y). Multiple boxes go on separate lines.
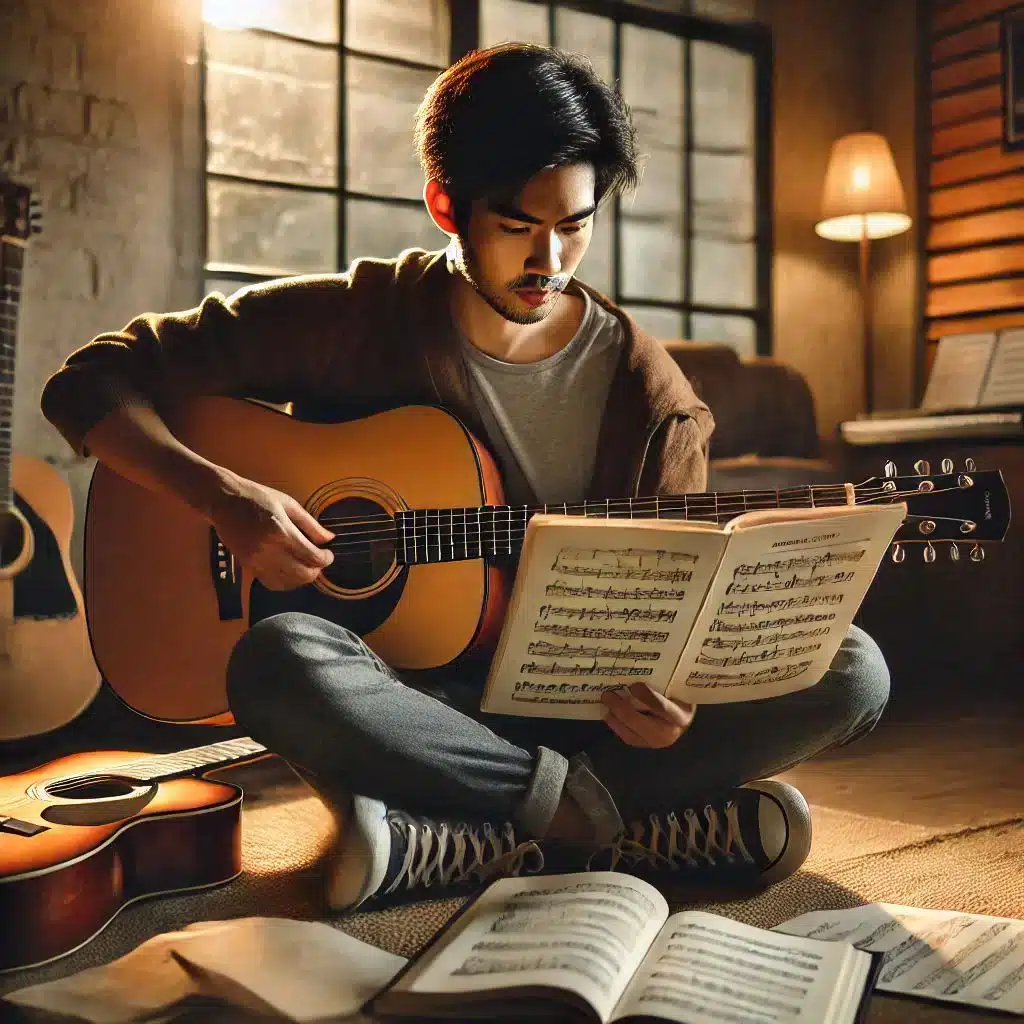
top-left (815, 132), bottom-right (912, 242)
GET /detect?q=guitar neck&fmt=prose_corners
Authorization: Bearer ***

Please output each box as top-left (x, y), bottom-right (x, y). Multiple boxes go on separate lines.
top-left (394, 483), bottom-right (854, 565)
top-left (0, 239), bottom-right (22, 511)
top-left (116, 737), bottom-right (268, 783)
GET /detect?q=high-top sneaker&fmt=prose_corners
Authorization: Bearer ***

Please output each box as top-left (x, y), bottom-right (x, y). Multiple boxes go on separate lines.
top-left (587, 781), bottom-right (812, 891)
top-left (327, 795), bottom-right (548, 912)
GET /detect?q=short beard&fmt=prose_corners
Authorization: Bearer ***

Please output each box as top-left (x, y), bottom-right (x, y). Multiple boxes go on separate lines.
top-left (449, 238), bottom-right (556, 326)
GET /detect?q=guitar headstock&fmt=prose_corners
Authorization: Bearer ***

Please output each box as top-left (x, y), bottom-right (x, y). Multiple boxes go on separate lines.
top-left (854, 458), bottom-right (1011, 564)
top-left (0, 179), bottom-right (41, 246)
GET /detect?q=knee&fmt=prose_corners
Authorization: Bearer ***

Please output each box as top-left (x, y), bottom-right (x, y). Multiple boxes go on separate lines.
top-left (226, 612), bottom-right (361, 721)
top-left (818, 624), bottom-right (890, 740)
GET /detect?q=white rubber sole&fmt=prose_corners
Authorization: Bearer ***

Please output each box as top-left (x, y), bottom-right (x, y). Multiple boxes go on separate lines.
top-left (325, 795), bottom-right (392, 911)
top-left (744, 780), bottom-right (813, 887)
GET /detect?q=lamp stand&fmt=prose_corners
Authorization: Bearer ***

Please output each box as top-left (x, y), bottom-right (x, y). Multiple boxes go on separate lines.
top-left (858, 227), bottom-right (874, 415)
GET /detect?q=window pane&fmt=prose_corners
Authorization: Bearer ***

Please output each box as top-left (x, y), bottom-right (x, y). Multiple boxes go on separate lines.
top-left (202, 0), bottom-right (339, 42)
top-left (346, 0), bottom-right (448, 66)
top-left (346, 199), bottom-right (447, 261)
top-left (622, 25), bottom-right (685, 150)
top-left (347, 58), bottom-right (438, 199)
top-left (554, 8), bottom-right (613, 84)
top-left (690, 313), bottom-right (756, 357)
top-left (480, 0), bottom-right (549, 46)
top-left (691, 238), bottom-right (755, 308)
top-left (207, 179), bottom-right (337, 275)
top-left (621, 305), bottom-right (685, 341)
top-left (576, 210), bottom-right (613, 296)
top-left (621, 219), bottom-right (683, 301)
top-left (692, 42), bottom-right (754, 152)
top-left (692, 152), bottom-right (754, 239)
top-left (205, 27), bottom-right (338, 187)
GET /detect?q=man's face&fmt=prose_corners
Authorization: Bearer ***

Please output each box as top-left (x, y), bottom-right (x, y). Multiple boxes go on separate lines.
top-left (454, 163), bottom-right (597, 325)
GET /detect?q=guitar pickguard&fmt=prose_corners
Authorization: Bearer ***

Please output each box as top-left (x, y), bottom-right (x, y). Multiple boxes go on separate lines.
top-left (11, 491), bottom-right (77, 620)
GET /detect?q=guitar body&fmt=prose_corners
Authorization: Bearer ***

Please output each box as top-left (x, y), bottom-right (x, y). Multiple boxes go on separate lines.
top-left (0, 749), bottom-right (241, 972)
top-left (86, 401), bottom-right (509, 723)
top-left (0, 454), bottom-right (101, 740)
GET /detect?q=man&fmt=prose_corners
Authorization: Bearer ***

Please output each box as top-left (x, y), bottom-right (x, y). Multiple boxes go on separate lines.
top-left (41, 43), bottom-right (890, 913)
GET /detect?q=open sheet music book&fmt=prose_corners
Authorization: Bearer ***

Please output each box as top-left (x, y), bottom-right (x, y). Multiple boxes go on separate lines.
top-left (480, 502), bottom-right (906, 719)
top-left (369, 872), bottom-right (881, 1023)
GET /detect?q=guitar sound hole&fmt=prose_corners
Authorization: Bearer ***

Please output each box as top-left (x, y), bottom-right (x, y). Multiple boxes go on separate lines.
top-left (320, 497), bottom-right (397, 590)
top-left (0, 509), bottom-right (27, 569)
top-left (47, 777), bottom-right (137, 800)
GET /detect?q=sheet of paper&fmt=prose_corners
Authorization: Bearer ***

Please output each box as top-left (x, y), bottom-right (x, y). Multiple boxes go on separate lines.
top-left (921, 332), bottom-right (996, 410)
top-left (776, 903), bottom-right (1024, 1015)
top-left (667, 504), bottom-right (906, 704)
top-left (4, 917), bottom-right (407, 1024)
top-left (610, 910), bottom-right (864, 1024)
top-left (979, 328), bottom-right (1024, 408)
top-left (482, 516), bottom-right (728, 718)
top-left (396, 872), bottom-right (668, 1022)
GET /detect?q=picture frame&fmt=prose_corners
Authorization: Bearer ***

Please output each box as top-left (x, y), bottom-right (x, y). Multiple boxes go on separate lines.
top-left (1004, 9), bottom-right (1024, 151)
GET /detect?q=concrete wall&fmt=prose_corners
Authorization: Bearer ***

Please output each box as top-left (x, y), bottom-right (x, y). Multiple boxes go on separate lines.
top-left (0, 0), bottom-right (204, 574)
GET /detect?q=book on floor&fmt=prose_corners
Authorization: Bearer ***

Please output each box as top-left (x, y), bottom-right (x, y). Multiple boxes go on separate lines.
top-left (480, 502), bottom-right (906, 720)
top-left (368, 872), bottom-right (882, 1023)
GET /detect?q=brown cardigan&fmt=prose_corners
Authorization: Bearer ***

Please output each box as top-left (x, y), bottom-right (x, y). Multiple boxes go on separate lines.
top-left (40, 249), bottom-right (715, 500)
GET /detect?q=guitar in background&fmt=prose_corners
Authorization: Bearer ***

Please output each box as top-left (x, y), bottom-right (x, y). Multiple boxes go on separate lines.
top-left (0, 179), bottom-right (100, 741)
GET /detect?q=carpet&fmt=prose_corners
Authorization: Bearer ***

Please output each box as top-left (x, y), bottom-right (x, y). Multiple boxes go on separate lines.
top-left (3, 783), bottom-right (1022, 1021)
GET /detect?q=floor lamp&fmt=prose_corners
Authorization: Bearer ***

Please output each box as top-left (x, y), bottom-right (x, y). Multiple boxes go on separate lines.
top-left (814, 132), bottom-right (912, 415)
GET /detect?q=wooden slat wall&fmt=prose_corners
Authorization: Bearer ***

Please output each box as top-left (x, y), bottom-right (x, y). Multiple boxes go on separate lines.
top-left (926, 0), bottom-right (1024, 346)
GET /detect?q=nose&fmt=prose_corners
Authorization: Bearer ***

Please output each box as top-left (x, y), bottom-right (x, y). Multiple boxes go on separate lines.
top-left (526, 230), bottom-right (563, 277)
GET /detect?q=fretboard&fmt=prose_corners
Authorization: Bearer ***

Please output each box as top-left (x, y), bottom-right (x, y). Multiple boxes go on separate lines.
top-left (0, 240), bottom-right (20, 510)
top-left (113, 737), bottom-right (267, 783)
top-left (394, 485), bottom-right (853, 565)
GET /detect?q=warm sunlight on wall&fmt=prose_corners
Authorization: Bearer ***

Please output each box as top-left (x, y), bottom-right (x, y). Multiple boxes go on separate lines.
top-left (202, 0), bottom-right (273, 30)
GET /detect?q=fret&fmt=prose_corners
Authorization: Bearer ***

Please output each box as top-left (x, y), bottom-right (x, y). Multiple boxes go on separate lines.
top-left (809, 487), bottom-right (815, 508)
top-left (401, 511), bottom-right (408, 564)
top-left (413, 510), bottom-right (419, 564)
top-left (476, 505), bottom-right (482, 559)
top-left (505, 505), bottom-right (511, 555)
top-left (435, 509), bottom-right (441, 563)
top-left (461, 506), bottom-right (468, 560)
top-left (655, 495), bottom-right (660, 519)
top-left (605, 497), bottom-right (610, 519)
top-left (628, 497), bottom-right (634, 519)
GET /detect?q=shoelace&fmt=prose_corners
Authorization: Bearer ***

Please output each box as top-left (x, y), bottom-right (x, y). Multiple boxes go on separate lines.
top-left (382, 817), bottom-right (545, 897)
top-left (597, 802), bottom-right (756, 872)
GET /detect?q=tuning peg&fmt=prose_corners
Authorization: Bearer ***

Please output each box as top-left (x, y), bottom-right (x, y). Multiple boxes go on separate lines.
top-left (883, 461), bottom-right (897, 478)
top-left (913, 459), bottom-right (931, 476)
top-left (941, 458), bottom-right (953, 473)
top-left (949, 543), bottom-right (960, 562)
top-left (923, 542), bottom-right (936, 563)
top-left (891, 543), bottom-right (905, 564)
top-left (970, 544), bottom-right (984, 563)
top-left (965, 457), bottom-right (977, 471)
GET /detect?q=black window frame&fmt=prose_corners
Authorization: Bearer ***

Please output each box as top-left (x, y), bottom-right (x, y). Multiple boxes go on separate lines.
top-left (200, 0), bottom-right (773, 354)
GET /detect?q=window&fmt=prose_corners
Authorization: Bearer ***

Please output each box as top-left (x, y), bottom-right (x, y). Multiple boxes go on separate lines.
top-left (200, 0), bottom-right (771, 355)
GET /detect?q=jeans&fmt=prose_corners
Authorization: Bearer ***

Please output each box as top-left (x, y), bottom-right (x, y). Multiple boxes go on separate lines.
top-left (226, 612), bottom-right (890, 847)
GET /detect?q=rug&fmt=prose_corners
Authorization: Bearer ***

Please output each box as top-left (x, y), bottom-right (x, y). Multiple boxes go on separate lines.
top-left (3, 781), bottom-right (1021, 1003)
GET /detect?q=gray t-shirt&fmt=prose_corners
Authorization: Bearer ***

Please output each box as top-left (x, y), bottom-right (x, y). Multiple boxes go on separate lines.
top-left (459, 289), bottom-right (625, 506)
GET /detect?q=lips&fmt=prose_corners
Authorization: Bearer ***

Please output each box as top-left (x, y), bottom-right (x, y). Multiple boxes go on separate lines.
top-left (517, 289), bottom-right (550, 308)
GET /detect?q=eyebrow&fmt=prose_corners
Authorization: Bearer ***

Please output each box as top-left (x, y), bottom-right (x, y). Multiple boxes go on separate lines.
top-left (489, 201), bottom-right (597, 225)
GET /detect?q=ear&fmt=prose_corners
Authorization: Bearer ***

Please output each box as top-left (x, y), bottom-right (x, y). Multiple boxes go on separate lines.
top-left (424, 180), bottom-right (459, 236)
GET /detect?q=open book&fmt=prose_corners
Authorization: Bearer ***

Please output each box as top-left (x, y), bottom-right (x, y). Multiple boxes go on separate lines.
top-left (369, 872), bottom-right (881, 1023)
top-left (480, 502), bottom-right (906, 719)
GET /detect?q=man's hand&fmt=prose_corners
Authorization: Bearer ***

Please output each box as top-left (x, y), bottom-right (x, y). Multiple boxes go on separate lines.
top-left (601, 683), bottom-right (695, 748)
top-left (207, 472), bottom-right (335, 591)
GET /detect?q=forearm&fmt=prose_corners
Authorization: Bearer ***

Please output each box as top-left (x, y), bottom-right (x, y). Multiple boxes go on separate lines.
top-left (83, 403), bottom-right (238, 521)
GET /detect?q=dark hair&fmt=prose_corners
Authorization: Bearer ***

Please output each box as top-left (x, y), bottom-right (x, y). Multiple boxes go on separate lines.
top-left (415, 43), bottom-right (639, 229)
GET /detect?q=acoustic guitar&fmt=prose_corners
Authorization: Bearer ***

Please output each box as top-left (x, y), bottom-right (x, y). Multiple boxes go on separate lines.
top-left (0, 180), bottom-right (100, 741)
top-left (0, 737), bottom-right (268, 971)
top-left (84, 399), bottom-right (1011, 724)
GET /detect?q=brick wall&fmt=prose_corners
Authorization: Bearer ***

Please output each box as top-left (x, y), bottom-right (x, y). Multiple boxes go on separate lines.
top-left (0, 0), bottom-right (203, 574)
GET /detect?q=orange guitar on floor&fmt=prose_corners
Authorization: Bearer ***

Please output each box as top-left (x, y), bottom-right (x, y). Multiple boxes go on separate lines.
top-left (84, 400), bottom-right (1011, 724)
top-left (0, 737), bottom-right (267, 972)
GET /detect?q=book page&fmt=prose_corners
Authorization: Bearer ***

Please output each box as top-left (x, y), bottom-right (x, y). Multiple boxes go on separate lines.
top-left (667, 503), bottom-right (906, 704)
top-left (979, 327), bottom-right (1024, 408)
top-left (609, 911), bottom-right (867, 1024)
top-left (777, 903), bottom-right (1024, 1015)
top-left (481, 515), bottom-right (729, 719)
top-left (921, 331), bottom-right (995, 410)
top-left (388, 872), bottom-right (668, 1022)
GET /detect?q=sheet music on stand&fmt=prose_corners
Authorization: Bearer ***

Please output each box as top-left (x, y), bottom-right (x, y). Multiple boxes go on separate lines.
top-left (978, 328), bottom-right (1024, 408)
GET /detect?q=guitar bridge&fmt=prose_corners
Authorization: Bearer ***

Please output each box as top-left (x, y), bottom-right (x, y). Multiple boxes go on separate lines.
top-left (209, 528), bottom-right (243, 621)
